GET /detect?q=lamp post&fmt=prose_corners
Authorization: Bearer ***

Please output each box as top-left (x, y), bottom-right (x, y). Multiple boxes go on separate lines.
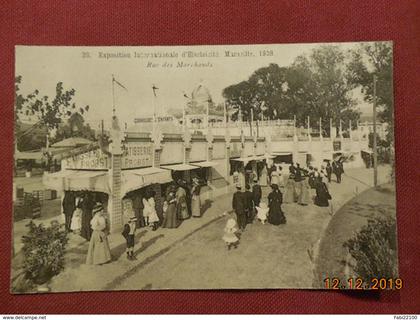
top-left (373, 75), bottom-right (378, 188)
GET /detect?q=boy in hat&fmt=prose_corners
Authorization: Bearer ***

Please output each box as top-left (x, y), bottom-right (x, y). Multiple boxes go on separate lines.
top-left (122, 216), bottom-right (137, 260)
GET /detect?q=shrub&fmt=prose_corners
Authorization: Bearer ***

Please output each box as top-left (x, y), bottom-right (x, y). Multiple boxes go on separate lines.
top-left (344, 216), bottom-right (397, 281)
top-left (21, 220), bottom-right (68, 285)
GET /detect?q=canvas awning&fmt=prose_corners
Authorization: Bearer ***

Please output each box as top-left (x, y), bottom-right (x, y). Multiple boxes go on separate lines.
top-left (43, 170), bottom-right (110, 194)
top-left (253, 155), bottom-right (267, 161)
top-left (161, 163), bottom-right (198, 171)
top-left (361, 149), bottom-right (373, 154)
top-left (231, 155), bottom-right (265, 163)
top-left (191, 161), bottom-right (218, 168)
top-left (271, 152), bottom-right (292, 156)
top-left (122, 167), bottom-right (172, 195)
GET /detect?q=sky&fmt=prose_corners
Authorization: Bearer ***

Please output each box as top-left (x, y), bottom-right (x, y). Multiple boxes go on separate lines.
top-left (15, 42), bottom-right (376, 130)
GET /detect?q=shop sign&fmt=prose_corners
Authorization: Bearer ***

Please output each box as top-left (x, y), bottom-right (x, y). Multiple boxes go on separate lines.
top-left (134, 116), bottom-right (174, 123)
top-left (122, 142), bottom-right (153, 168)
top-left (64, 149), bottom-right (109, 170)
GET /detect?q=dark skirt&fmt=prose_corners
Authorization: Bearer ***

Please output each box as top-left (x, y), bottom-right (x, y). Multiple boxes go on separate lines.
top-left (162, 204), bottom-right (179, 228)
top-left (80, 210), bottom-right (93, 241)
top-left (176, 199), bottom-right (189, 220)
top-left (314, 183), bottom-right (331, 207)
top-left (268, 207), bottom-right (286, 225)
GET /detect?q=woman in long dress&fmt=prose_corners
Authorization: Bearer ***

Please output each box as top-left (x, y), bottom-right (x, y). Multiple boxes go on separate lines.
top-left (298, 177), bottom-right (311, 206)
top-left (86, 203), bottom-right (112, 265)
top-left (267, 184), bottom-right (287, 225)
top-left (191, 178), bottom-right (202, 217)
top-left (314, 178), bottom-right (331, 207)
top-left (283, 174), bottom-right (296, 204)
top-left (176, 186), bottom-right (189, 220)
top-left (259, 165), bottom-right (268, 187)
top-left (162, 192), bottom-right (179, 228)
top-left (270, 169), bottom-right (280, 186)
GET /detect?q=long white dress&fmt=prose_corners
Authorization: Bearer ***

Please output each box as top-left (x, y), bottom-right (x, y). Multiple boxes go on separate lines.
top-left (86, 213), bottom-right (112, 265)
top-left (146, 198), bottom-right (160, 223)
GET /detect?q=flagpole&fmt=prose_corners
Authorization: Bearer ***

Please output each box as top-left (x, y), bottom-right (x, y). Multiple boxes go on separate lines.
top-left (152, 85), bottom-right (156, 134)
top-left (206, 99), bottom-right (210, 130)
top-left (223, 102), bottom-right (227, 127)
top-left (183, 99), bottom-right (186, 131)
top-left (112, 74), bottom-right (116, 115)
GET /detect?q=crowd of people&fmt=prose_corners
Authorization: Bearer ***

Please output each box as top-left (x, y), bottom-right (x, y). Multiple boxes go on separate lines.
top-left (224, 158), bottom-right (345, 250)
top-left (60, 176), bottom-right (205, 264)
top-left (61, 158), bottom-right (345, 262)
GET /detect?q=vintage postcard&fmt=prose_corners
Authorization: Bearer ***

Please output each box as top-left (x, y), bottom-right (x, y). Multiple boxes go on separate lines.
top-left (12, 42), bottom-right (397, 293)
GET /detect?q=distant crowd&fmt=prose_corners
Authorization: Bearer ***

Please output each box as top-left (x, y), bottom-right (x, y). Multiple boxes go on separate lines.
top-left (223, 159), bottom-right (345, 250)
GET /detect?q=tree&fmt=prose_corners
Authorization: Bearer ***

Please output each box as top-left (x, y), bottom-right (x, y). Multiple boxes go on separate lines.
top-left (223, 80), bottom-right (259, 134)
top-left (15, 76), bottom-right (90, 149)
top-left (347, 42), bottom-right (393, 123)
top-left (52, 112), bottom-right (95, 143)
top-left (223, 64), bottom-right (289, 122)
top-left (222, 46), bottom-right (360, 136)
top-left (223, 81), bottom-right (254, 121)
top-left (15, 122), bottom-right (47, 151)
top-left (288, 46), bottom-right (360, 135)
top-left (347, 42), bottom-right (394, 179)
top-left (248, 64), bottom-right (289, 120)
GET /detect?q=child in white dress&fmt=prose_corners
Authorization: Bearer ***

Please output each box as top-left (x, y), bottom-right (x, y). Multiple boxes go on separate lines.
top-left (70, 207), bottom-right (82, 234)
top-left (255, 201), bottom-right (269, 224)
top-left (222, 218), bottom-right (239, 250)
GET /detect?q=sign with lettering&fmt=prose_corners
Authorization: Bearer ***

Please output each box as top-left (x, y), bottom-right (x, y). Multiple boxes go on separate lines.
top-left (64, 149), bottom-right (109, 170)
top-left (134, 116), bottom-right (174, 123)
top-left (122, 142), bottom-right (153, 168)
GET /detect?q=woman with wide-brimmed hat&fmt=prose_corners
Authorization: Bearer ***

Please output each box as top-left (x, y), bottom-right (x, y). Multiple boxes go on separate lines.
top-left (191, 177), bottom-right (202, 217)
top-left (86, 202), bottom-right (112, 265)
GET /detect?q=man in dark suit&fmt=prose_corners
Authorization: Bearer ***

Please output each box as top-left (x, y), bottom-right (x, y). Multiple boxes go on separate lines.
top-left (232, 185), bottom-right (247, 231)
top-left (244, 184), bottom-right (255, 224)
top-left (252, 180), bottom-right (262, 207)
top-left (62, 191), bottom-right (75, 232)
top-left (332, 160), bottom-right (342, 183)
top-left (326, 161), bottom-right (332, 183)
top-left (338, 160), bottom-right (345, 179)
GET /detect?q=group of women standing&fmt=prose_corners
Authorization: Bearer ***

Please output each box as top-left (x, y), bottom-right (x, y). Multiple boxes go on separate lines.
top-left (161, 177), bottom-right (202, 228)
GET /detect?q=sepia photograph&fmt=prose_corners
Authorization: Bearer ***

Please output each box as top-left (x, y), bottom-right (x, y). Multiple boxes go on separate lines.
top-left (12, 42), bottom-right (397, 293)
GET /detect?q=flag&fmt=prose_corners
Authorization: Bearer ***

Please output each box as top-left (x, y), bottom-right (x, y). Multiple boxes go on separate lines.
top-left (152, 84), bottom-right (159, 97)
top-left (113, 76), bottom-right (127, 91)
